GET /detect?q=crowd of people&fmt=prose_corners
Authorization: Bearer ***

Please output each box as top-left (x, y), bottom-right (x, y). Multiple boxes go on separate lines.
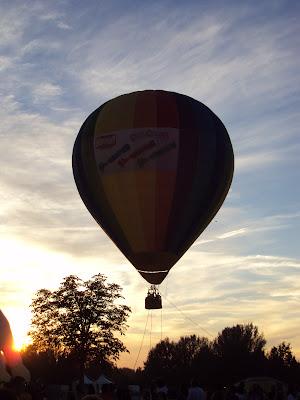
top-left (1, 377), bottom-right (300, 400)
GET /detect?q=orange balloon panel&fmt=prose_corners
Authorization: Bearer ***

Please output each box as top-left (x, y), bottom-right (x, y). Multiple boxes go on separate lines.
top-left (73, 90), bottom-right (234, 284)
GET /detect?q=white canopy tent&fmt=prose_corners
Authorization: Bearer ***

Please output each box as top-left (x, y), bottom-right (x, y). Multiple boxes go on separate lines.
top-left (94, 374), bottom-right (113, 386)
top-left (80, 373), bottom-right (113, 395)
top-left (84, 373), bottom-right (112, 386)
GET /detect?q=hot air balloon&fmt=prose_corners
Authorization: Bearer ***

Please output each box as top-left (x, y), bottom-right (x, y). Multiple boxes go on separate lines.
top-left (72, 90), bottom-right (234, 308)
top-left (0, 310), bottom-right (30, 382)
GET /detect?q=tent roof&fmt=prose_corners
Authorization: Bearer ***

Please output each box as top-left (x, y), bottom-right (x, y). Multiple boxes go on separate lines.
top-left (84, 373), bottom-right (112, 385)
top-left (94, 374), bottom-right (112, 385)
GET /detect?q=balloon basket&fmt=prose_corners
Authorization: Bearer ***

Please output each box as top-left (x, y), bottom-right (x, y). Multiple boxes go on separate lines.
top-left (145, 285), bottom-right (162, 309)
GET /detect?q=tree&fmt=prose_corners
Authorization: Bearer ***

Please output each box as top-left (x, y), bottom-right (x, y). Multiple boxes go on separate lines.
top-left (22, 345), bottom-right (77, 384)
top-left (214, 323), bottom-right (266, 357)
top-left (29, 274), bottom-right (131, 382)
top-left (268, 342), bottom-right (300, 382)
top-left (269, 342), bottom-right (295, 367)
top-left (144, 338), bottom-right (177, 382)
top-left (213, 323), bottom-right (267, 382)
top-left (143, 335), bottom-right (214, 384)
top-left (173, 335), bottom-right (213, 382)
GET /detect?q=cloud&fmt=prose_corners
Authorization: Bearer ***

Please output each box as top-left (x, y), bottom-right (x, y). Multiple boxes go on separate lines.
top-left (191, 209), bottom-right (300, 259)
top-left (56, 2), bottom-right (299, 175)
top-left (22, 39), bottom-right (61, 56)
top-left (39, 12), bottom-right (71, 30)
top-left (159, 251), bottom-right (300, 340)
top-left (0, 94), bottom-right (89, 256)
top-left (32, 82), bottom-right (63, 101)
top-left (217, 228), bottom-right (248, 239)
top-left (119, 250), bottom-right (300, 366)
top-left (0, 56), bottom-right (12, 71)
top-left (235, 152), bottom-right (281, 171)
top-left (0, 4), bottom-right (26, 48)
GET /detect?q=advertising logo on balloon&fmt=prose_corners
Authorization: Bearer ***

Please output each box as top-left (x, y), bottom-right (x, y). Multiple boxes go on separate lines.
top-left (118, 140), bottom-right (156, 167)
top-left (95, 134), bottom-right (116, 150)
top-left (130, 129), bottom-right (169, 144)
top-left (137, 141), bottom-right (177, 168)
top-left (94, 128), bottom-right (179, 174)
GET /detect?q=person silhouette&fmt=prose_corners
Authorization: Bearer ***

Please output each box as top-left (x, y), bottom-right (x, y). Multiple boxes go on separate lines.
top-left (187, 379), bottom-right (205, 400)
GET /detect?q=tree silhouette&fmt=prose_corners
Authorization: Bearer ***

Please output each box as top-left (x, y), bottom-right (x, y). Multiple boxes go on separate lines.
top-left (174, 335), bottom-right (213, 382)
top-left (268, 342), bottom-right (300, 382)
top-left (213, 323), bottom-right (266, 357)
top-left (143, 324), bottom-right (271, 386)
top-left (144, 335), bottom-right (214, 384)
top-left (269, 342), bottom-right (296, 367)
top-left (28, 274), bottom-right (131, 382)
top-left (144, 338), bottom-right (177, 381)
top-left (213, 323), bottom-right (267, 383)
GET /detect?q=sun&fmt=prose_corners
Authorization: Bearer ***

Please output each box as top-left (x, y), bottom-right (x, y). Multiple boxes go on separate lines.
top-left (12, 340), bottom-right (26, 352)
top-left (11, 334), bottom-right (30, 352)
top-left (5, 311), bottom-right (32, 352)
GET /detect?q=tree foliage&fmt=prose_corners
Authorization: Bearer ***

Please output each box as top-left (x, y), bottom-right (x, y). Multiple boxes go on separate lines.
top-left (143, 324), bottom-right (300, 386)
top-left (144, 338), bottom-right (176, 380)
top-left (28, 274), bottom-right (131, 378)
top-left (269, 342), bottom-right (296, 367)
top-left (144, 335), bottom-right (213, 383)
top-left (213, 323), bottom-right (267, 383)
top-left (268, 342), bottom-right (300, 382)
top-left (213, 323), bottom-right (266, 358)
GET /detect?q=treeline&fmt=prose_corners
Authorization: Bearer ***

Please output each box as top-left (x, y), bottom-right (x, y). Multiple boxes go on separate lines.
top-left (142, 323), bottom-right (300, 386)
top-left (21, 323), bottom-right (300, 387)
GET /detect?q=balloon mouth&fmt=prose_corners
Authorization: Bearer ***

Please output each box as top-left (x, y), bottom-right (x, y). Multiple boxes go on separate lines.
top-left (138, 269), bottom-right (168, 273)
top-left (137, 269), bottom-right (169, 285)
top-left (130, 251), bottom-right (177, 284)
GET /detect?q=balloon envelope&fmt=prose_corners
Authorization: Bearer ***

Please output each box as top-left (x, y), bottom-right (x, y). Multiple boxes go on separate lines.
top-left (73, 90), bottom-right (234, 284)
top-left (0, 310), bottom-right (31, 382)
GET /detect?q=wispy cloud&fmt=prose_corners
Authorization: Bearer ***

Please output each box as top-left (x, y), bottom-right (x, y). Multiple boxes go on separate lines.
top-left (217, 228), bottom-right (248, 239)
top-left (39, 12), bottom-right (71, 30)
top-left (0, 56), bottom-right (12, 71)
top-left (22, 39), bottom-right (62, 56)
top-left (120, 250), bottom-right (300, 366)
top-left (32, 82), bottom-right (63, 101)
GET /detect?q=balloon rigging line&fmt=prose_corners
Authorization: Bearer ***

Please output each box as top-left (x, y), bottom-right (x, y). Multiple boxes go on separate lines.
top-left (150, 310), bottom-right (152, 350)
top-left (160, 308), bottom-right (163, 341)
top-left (133, 310), bottom-right (150, 371)
top-left (164, 276), bottom-right (169, 299)
top-left (162, 295), bottom-right (214, 338)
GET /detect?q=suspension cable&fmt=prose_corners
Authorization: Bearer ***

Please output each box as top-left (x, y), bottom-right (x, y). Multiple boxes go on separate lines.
top-left (162, 294), bottom-right (214, 338)
top-left (150, 310), bottom-right (152, 350)
top-left (133, 310), bottom-right (150, 370)
top-left (160, 308), bottom-right (163, 341)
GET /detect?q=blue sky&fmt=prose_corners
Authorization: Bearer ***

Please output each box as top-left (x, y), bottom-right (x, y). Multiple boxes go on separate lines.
top-left (0, 0), bottom-right (299, 367)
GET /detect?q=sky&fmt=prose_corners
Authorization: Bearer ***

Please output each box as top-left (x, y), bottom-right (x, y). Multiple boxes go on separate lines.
top-left (0, 0), bottom-right (299, 369)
